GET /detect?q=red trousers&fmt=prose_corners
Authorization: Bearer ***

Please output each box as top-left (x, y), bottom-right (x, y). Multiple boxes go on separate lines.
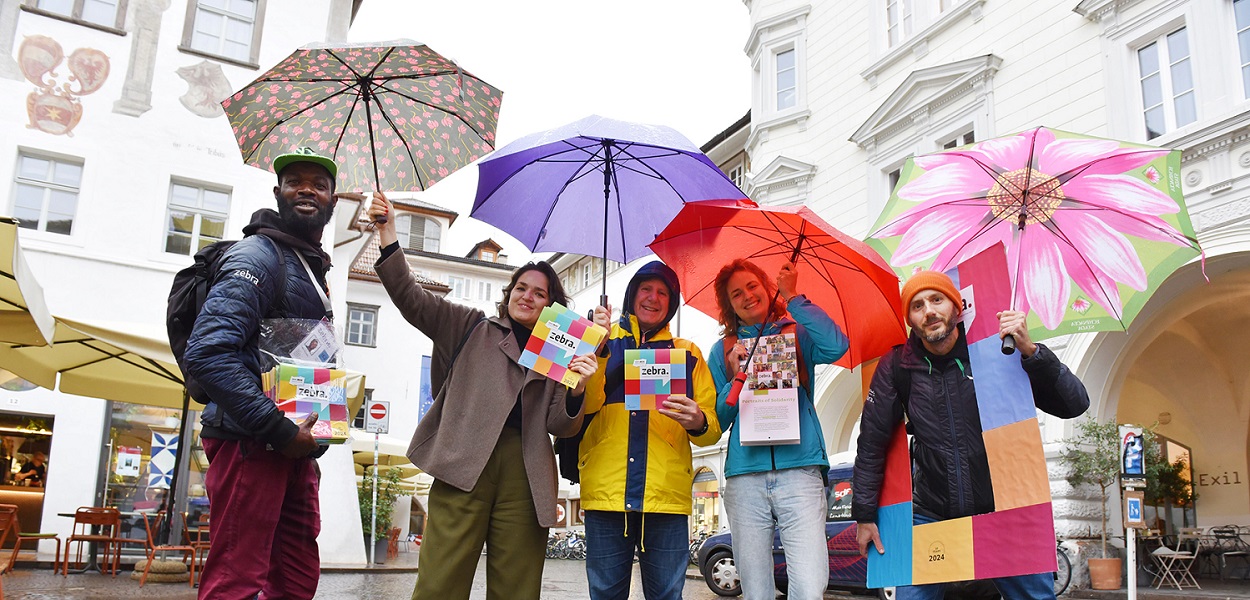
top-left (199, 437), bottom-right (320, 600)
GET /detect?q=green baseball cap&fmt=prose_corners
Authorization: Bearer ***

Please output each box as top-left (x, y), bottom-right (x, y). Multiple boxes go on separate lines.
top-left (273, 147), bottom-right (338, 179)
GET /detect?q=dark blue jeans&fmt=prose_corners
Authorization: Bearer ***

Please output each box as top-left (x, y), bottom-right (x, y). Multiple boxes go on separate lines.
top-left (584, 511), bottom-right (688, 600)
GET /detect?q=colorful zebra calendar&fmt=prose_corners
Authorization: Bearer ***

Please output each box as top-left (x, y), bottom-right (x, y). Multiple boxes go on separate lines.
top-left (518, 303), bottom-right (607, 388)
top-left (624, 348), bottom-right (688, 410)
top-left (263, 363), bottom-right (350, 443)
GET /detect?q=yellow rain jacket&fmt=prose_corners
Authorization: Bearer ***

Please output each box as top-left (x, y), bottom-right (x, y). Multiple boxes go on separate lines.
top-left (578, 314), bottom-right (721, 515)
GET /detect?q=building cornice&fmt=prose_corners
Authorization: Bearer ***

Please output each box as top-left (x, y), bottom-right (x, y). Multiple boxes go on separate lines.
top-left (744, 5), bottom-right (811, 58)
top-left (860, 0), bottom-right (986, 88)
top-left (851, 54), bottom-right (1002, 150)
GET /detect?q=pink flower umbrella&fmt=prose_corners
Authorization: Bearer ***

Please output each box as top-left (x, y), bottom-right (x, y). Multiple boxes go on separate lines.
top-left (868, 127), bottom-right (1203, 347)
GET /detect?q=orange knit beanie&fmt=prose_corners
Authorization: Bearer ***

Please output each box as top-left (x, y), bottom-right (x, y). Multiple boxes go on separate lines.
top-left (900, 271), bottom-right (962, 316)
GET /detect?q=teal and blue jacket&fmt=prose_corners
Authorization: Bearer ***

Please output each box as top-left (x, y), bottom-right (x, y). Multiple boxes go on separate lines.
top-left (708, 296), bottom-right (848, 479)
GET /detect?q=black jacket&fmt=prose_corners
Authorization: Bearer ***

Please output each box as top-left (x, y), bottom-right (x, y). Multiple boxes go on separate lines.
top-left (852, 329), bottom-right (1089, 522)
top-left (184, 209), bottom-right (332, 448)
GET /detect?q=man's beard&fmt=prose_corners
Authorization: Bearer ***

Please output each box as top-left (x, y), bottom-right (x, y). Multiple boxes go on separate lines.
top-left (920, 315), bottom-right (956, 345)
top-left (277, 197), bottom-right (334, 238)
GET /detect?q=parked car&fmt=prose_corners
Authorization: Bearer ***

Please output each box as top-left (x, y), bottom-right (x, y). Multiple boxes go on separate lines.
top-left (695, 464), bottom-right (999, 599)
top-left (696, 464), bottom-right (888, 598)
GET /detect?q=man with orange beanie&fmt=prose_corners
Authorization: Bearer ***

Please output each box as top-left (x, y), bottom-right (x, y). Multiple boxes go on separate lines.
top-left (852, 270), bottom-right (1089, 600)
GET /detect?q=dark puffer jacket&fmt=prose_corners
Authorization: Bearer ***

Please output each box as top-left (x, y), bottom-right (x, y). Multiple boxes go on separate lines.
top-left (184, 209), bottom-right (332, 448)
top-left (852, 328), bottom-right (1089, 522)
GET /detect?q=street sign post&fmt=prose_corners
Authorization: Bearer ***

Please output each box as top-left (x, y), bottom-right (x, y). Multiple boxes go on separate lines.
top-left (365, 401), bottom-right (390, 435)
top-left (365, 401), bottom-right (389, 566)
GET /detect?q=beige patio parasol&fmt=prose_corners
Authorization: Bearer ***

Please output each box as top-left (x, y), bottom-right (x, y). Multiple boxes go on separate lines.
top-left (0, 216), bottom-right (54, 346)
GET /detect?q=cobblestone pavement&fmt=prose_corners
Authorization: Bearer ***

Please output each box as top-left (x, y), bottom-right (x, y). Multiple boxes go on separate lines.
top-left (1, 558), bottom-right (725, 599)
top-left (1, 556), bottom-right (881, 598)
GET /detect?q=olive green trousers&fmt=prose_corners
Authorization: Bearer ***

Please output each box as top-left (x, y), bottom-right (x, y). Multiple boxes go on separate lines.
top-left (412, 427), bottom-right (548, 600)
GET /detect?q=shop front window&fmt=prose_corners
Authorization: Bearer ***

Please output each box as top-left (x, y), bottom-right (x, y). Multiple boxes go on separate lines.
top-left (692, 468), bottom-right (720, 535)
top-left (0, 412), bottom-right (55, 538)
top-left (105, 403), bottom-right (208, 546)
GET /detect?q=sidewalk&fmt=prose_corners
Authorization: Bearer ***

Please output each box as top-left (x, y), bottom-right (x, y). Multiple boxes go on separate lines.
top-left (1069, 580), bottom-right (1250, 600)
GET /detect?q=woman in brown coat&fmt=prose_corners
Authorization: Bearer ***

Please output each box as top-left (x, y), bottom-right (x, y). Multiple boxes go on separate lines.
top-left (367, 193), bottom-right (598, 600)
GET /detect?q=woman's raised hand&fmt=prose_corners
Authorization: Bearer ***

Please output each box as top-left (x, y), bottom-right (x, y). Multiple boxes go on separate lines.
top-left (366, 191), bottom-right (398, 247)
top-left (777, 261), bottom-right (798, 303)
top-left (568, 353), bottom-right (599, 396)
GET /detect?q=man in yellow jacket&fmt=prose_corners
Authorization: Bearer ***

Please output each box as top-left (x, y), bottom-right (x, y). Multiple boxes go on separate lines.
top-left (581, 260), bottom-right (722, 600)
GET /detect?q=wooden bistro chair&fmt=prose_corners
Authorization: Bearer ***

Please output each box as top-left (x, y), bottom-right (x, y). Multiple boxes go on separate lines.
top-left (133, 512), bottom-right (196, 588)
top-left (62, 507), bottom-right (121, 577)
top-left (0, 504), bottom-right (60, 575)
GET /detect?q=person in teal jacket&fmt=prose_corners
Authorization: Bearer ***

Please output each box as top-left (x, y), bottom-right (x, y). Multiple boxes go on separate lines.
top-left (707, 259), bottom-right (849, 600)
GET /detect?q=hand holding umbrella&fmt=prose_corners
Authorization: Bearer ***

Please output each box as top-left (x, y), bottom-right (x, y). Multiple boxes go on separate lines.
top-left (366, 192), bottom-right (398, 247)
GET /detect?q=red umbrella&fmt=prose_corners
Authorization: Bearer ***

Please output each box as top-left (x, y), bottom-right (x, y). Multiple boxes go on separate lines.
top-left (648, 199), bottom-right (906, 371)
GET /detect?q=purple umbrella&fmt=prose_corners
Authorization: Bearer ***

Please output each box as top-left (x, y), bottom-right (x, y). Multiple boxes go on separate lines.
top-left (471, 115), bottom-right (746, 306)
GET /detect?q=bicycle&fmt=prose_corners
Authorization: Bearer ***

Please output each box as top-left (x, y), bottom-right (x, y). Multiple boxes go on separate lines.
top-left (689, 530), bottom-right (711, 565)
top-left (1054, 541), bottom-right (1072, 596)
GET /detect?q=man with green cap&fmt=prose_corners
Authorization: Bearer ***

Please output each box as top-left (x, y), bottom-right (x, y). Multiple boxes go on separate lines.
top-left (183, 147), bottom-right (339, 599)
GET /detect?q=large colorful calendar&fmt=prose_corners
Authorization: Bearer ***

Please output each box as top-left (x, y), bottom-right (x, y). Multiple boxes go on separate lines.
top-left (518, 303), bottom-right (607, 387)
top-left (624, 348), bottom-right (688, 410)
top-left (263, 363), bottom-right (350, 443)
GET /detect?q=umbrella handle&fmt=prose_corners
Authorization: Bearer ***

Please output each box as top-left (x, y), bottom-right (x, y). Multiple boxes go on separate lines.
top-left (1001, 334), bottom-right (1017, 355)
top-left (725, 372), bottom-right (747, 407)
top-left (374, 214), bottom-right (388, 224)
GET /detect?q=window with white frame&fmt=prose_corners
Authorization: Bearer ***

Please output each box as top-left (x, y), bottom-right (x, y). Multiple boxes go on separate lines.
top-left (396, 215), bottom-right (441, 253)
top-left (748, 6), bottom-right (810, 130)
top-left (886, 0), bottom-right (914, 47)
top-left (478, 281), bottom-right (494, 302)
top-left (447, 276), bottom-right (469, 300)
top-left (1236, 0), bottom-right (1250, 99)
top-left (25, 0), bottom-right (125, 29)
top-left (582, 263), bottom-right (593, 288)
top-left (1138, 26), bottom-right (1196, 140)
top-left (13, 153), bottom-right (82, 236)
top-left (480, 250), bottom-right (495, 262)
top-left (181, 0), bottom-right (266, 65)
top-left (165, 181), bottom-right (229, 256)
top-left (940, 130), bottom-right (976, 149)
top-left (347, 305), bottom-right (378, 347)
top-left (727, 163), bottom-right (745, 189)
top-left (352, 389), bottom-right (373, 428)
top-left (776, 49), bottom-right (797, 111)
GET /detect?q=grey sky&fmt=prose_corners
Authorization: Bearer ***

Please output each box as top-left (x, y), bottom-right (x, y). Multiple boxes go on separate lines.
top-left (348, 1), bottom-right (752, 258)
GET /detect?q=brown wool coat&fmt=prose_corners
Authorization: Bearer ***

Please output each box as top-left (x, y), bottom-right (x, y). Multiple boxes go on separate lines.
top-left (376, 252), bottom-right (583, 527)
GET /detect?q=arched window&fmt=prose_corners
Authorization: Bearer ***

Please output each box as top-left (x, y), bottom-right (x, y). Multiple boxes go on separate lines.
top-left (395, 215), bottom-right (441, 253)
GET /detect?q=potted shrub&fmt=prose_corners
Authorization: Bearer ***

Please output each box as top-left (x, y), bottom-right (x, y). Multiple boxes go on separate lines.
top-left (359, 466), bottom-right (404, 564)
top-left (1059, 419), bottom-right (1161, 590)
top-left (1145, 456), bottom-right (1197, 534)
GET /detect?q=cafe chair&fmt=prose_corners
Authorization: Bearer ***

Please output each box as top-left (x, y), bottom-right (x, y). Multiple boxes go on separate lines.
top-left (387, 527), bottom-right (401, 560)
top-left (181, 512), bottom-right (210, 569)
top-left (135, 512), bottom-right (197, 588)
top-left (0, 504), bottom-right (60, 574)
top-left (1151, 531), bottom-right (1202, 590)
top-left (63, 507), bottom-right (121, 577)
top-left (1208, 525), bottom-right (1250, 580)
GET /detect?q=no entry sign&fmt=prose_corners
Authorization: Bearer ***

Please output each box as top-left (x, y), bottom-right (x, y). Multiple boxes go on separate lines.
top-left (365, 400), bottom-right (389, 434)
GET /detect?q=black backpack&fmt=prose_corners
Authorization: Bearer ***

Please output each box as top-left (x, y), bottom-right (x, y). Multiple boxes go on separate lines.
top-left (167, 234), bottom-right (285, 404)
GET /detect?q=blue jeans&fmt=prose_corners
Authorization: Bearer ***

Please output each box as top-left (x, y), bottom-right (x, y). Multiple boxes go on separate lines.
top-left (584, 511), bottom-right (688, 600)
top-left (897, 514), bottom-right (1056, 600)
top-left (723, 466), bottom-right (829, 600)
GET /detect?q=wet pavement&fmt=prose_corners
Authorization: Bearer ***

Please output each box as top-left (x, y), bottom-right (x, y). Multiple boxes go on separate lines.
top-left (0, 555), bottom-right (729, 599)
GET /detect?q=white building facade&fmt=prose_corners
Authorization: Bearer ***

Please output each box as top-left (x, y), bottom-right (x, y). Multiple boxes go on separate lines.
top-left (0, 0), bottom-right (412, 566)
top-left (733, 0), bottom-right (1250, 544)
